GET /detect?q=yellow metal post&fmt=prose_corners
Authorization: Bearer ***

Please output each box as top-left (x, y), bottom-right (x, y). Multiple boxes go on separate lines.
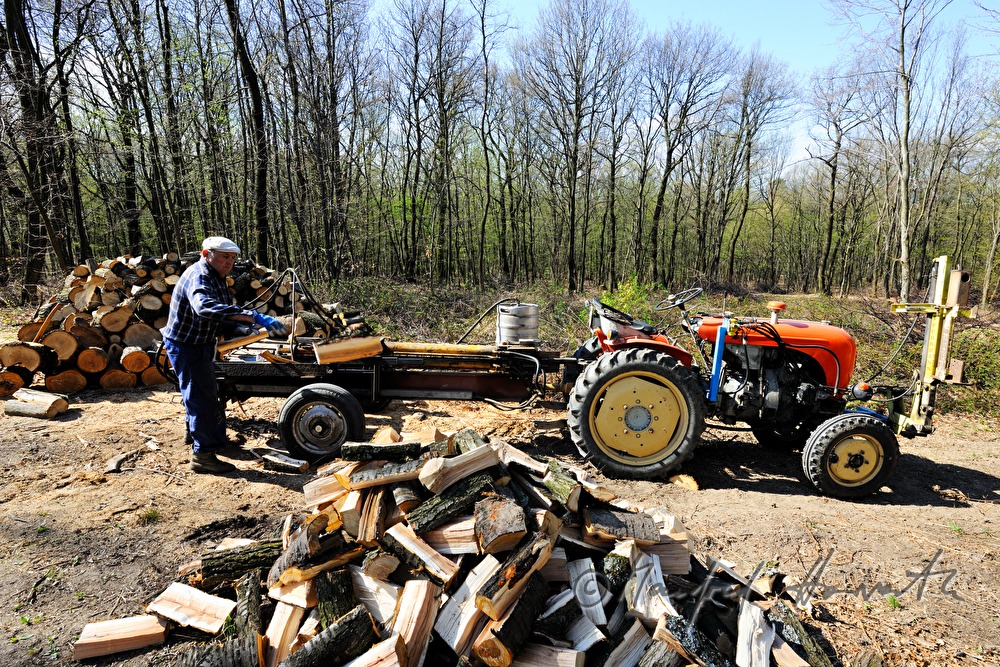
top-left (889, 256), bottom-right (975, 437)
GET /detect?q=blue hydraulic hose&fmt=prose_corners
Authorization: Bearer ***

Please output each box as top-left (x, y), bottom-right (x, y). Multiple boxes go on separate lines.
top-left (708, 318), bottom-right (729, 402)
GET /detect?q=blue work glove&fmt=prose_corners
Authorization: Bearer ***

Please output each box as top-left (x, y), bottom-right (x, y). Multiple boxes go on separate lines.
top-left (252, 312), bottom-right (288, 337)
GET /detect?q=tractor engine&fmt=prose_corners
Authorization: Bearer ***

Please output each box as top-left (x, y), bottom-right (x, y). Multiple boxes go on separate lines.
top-left (715, 344), bottom-right (822, 424)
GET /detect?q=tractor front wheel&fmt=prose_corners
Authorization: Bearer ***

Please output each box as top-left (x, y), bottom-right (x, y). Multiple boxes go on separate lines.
top-left (802, 413), bottom-right (899, 498)
top-left (567, 348), bottom-right (705, 479)
top-left (278, 383), bottom-right (366, 461)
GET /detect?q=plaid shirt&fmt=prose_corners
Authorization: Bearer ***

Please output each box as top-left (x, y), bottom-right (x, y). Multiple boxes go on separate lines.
top-left (161, 258), bottom-right (252, 344)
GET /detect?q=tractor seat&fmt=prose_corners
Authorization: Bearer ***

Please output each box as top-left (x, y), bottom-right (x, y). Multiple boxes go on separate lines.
top-left (630, 320), bottom-right (657, 335)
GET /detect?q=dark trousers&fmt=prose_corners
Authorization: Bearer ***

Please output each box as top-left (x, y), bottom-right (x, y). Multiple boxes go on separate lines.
top-left (163, 338), bottom-right (226, 453)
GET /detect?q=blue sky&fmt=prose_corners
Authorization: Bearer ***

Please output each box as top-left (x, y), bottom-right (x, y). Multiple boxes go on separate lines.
top-left (498, 0), bottom-right (996, 78)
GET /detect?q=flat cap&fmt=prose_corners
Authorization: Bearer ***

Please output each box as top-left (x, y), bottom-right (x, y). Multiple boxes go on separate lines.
top-left (202, 236), bottom-right (240, 253)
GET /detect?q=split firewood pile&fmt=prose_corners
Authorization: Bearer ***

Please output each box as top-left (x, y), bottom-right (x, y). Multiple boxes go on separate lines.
top-left (0, 252), bottom-right (371, 398)
top-left (74, 428), bottom-right (831, 667)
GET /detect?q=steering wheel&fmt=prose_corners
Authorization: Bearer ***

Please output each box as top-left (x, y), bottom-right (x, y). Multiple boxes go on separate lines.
top-left (655, 287), bottom-right (703, 311)
top-left (592, 299), bottom-right (634, 326)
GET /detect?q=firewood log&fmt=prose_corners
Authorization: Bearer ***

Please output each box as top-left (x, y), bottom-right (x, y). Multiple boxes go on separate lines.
top-left (382, 523), bottom-right (460, 586)
top-left (406, 471), bottom-right (495, 534)
top-left (391, 482), bottom-right (424, 515)
top-left (568, 558), bottom-right (607, 627)
top-left (268, 514), bottom-right (359, 587)
top-left (341, 441), bottom-right (426, 461)
top-left (476, 531), bottom-right (554, 621)
top-left (583, 506), bottom-right (660, 546)
top-left (313, 568), bottom-right (357, 629)
top-left (98, 368), bottom-right (137, 389)
top-left (4, 388), bottom-right (69, 419)
top-left (509, 471), bottom-right (554, 511)
top-left (653, 614), bottom-right (735, 667)
top-left (361, 548), bottom-right (401, 581)
top-left (434, 555), bottom-right (502, 655)
top-left (422, 516), bottom-right (479, 556)
top-left (390, 579), bottom-right (441, 667)
top-left (234, 569), bottom-right (265, 638)
top-left (62, 311), bottom-right (90, 332)
top-left (766, 601), bottom-right (833, 667)
top-left (602, 541), bottom-right (634, 596)
top-left (93, 303), bottom-right (134, 333)
top-left (196, 539), bottom-right (283, 589)
top-left (338, 457), bottom-right (430, 490)
top-left (146, 582), bottom-right (237, 634)
top-left (419, 444), bottom-right (499, 494)
top-left (44, 368), bottom-right (87, 394)
top-left (77, 346), bottom-right (110, 374)
top-left (472, 572), bottom-right (549, 667)
top-left (264, 601), bottom-right (306, 667)
top-left (338, 490), bottom-right (364, 537)
top-left (303, 473), bottom-right (348, 509)
top-left (122, 322), bottom-right (161, 350)
top-left (340, 633), bottom-right (406, 667)
top-left (534, 589), bottom-right (580, 638)
top-left (0, 366), bottom-right (34, 396)
top-left (358, 488), bottom-right (388, 547)
top-left (542, 460), bottom-right (583, 511)
top-left (474, 494), bottom-right (527, 554)
top-left (70, 322), bottom-right (109, 347)
top-left (736, 600), bottom-right (774, 667)
top-left (454, 428), bottom-right (489, 453)
top-left (140, 366), bottom-right (169, 386)
top-left (509, 643), bottom-right (584, 667)
top-left (0, 341), bottom-right (58, 373)
top-left (566, 614), bottom-right (605, 651)
top-left (349, 565), bottom-right (401, 625)
top-left (269, 578), bottom-right (318, 609)
top-left (636, 640), bottom-right (682, 667)
top-left (262, 452), bottom-right (310, 473)
top-left (277, 605), bottom-right (377, 667)
top-left (73, 615), bottom-right (169, 661)
top-left (39, 329), bottom-right (79, 362)
top-left (539, 547), bottom-right (569, 583)
top-left (120, 345), bottom-right (151, 372)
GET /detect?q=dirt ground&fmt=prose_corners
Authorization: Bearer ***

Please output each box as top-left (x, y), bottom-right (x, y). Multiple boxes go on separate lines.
top-left (0, 384), bottom-right (997, 666)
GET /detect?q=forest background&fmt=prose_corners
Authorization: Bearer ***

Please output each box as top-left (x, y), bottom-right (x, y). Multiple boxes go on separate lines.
top-left (2, 0), bottom-right (1000, 306)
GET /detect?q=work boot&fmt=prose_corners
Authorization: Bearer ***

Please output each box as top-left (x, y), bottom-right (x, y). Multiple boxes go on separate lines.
top-left (189, 452), bottom-right (236, 474)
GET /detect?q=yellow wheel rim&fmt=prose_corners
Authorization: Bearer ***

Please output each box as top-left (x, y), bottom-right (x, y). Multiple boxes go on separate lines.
top-left (825, 434), bottom-right (884, 487)
top-left (588, 370), bottom-right (688, 465)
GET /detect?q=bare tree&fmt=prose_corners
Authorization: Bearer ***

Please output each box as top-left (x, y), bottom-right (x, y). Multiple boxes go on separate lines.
top-left (223, 0), bottom-right (270, 266)
top-left (641, 22), bottom-right (732, 284)
top-left (828, 0), bottom-right (954, 298)
top-left (515, 0), bottom-right (636, 291)
top-left (809, 64), bottom-right (865, 293)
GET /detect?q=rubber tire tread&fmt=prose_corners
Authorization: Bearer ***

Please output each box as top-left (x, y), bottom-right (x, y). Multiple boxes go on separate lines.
top-left (278, 383), bottom-right (366, 461)
top-left (567, 348), bottom-right (705, 479)
top-left (802, 413), bottom-right (899, 498)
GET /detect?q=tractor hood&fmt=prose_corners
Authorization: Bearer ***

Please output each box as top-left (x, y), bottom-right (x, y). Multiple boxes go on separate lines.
top-left (694, 317), bottom-right (858, 391)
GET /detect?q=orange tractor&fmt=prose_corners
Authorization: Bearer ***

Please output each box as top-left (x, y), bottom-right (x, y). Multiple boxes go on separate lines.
top-left (566, 256), bottom-right (974, 498)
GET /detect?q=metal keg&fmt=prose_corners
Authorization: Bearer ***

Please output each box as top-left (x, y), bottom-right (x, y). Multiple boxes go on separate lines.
top-left (495, 302), bottom-right (539, 346)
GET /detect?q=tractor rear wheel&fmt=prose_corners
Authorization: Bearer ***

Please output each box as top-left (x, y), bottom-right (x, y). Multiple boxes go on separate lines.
top-left (802, 413), bottom-right (899, 498)
top-left (278, 383), bottom-right (366, 461)
top-left (567, 348), bottom-right (705, 479)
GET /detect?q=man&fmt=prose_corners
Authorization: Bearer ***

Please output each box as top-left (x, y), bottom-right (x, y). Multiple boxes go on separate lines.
top-left (161, 237), bottom-right (287, 474)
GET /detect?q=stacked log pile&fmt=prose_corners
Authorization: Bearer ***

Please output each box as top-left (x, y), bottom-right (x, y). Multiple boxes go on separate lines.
top-left (1, 253), bottom-right (370, 396)
top-left (74, 427), bottom-right (830, 667)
